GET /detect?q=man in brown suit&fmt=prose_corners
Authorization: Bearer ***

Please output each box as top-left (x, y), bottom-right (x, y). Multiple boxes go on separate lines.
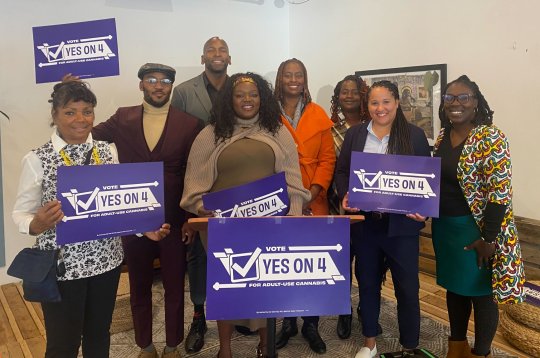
top-left (93, 63), bottom-right (201, 358)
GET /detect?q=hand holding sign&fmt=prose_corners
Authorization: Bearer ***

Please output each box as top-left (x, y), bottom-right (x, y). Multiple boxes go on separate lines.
top-left (30, 200), bottom-right (64, 235)
top-left (144, 223), bottom-right (171, 242)
top-left (341, 192), bottom-right (360, 213)
top-left (406, 213), bottom-right (427, 222)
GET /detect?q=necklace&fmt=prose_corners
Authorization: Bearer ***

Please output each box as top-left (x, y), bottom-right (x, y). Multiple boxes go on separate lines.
top-left (59, 147), bottom-right (101, 166)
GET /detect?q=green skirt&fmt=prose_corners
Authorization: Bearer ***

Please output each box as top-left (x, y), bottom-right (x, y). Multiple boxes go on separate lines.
top-left (432, 215), bottom-right (492, 296)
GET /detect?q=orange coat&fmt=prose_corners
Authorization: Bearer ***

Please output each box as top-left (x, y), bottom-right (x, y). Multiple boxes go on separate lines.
top-left (281, 102), bottom-right (336, 215)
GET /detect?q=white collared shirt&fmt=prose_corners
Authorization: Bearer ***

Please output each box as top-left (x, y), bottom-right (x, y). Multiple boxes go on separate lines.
top-left (363, 121), bottom-right (389, 154)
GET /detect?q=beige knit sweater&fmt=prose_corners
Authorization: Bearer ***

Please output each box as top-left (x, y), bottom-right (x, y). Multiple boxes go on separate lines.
top-left (180, 122), bottom-right (310, 216)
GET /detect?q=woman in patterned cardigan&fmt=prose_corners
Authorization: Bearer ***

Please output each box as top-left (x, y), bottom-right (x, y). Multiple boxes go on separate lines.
top-left (12, 81), bottom-right (169, 357)
top-left (432, 75), bottom-right (525, 358)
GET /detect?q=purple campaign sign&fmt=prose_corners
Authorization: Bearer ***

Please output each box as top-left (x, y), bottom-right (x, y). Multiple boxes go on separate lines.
top-left (349, 152), bottom-right (441, 217)
top-left (524, 281), bottom-right (540, 307)
top-left (202, 172), bottom-right (289, 217)
top-left (56, 162), bottom-right (164, 245)
top-left (206, 217), bottom-right (350, 320)
top-left (33, 18), bottom-right (119, 84)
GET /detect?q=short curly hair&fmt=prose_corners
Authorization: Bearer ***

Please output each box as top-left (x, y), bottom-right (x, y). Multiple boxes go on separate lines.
top-left (49, 81), bottom-right (96, 126)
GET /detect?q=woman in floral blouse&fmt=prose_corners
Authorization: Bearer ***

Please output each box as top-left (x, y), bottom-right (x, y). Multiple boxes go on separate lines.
top-left (12, 81), bottom-right (169, 357)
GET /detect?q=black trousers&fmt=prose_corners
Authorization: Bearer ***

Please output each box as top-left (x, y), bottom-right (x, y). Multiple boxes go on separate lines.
top-left (352, 217), bottom-right (420, 349)
top-left (41, 265), bottom-right (121, 358)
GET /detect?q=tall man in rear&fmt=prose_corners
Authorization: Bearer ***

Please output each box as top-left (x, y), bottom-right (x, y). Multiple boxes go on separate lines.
top-left (171, 36), bottom-right (231, 353)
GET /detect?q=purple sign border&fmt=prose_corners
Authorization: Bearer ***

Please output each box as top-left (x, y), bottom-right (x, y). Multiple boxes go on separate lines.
top-left (348, 151), bottom-right (441, 217)
top-left (56, 162), bottom-right (164, 244)
top-left (32, 18), bottom-right (119, 83)
top-left (206, 216), bottom-right (351, 320)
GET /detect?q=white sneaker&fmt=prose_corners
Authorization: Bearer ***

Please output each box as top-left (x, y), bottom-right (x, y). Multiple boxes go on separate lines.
top-left (354, 344), bottom-right (377, 358)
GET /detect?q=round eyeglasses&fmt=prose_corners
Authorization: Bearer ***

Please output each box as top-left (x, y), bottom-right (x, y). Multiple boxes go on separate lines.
top-left (442, 93), bottom-right (476, 105)
top-left (144, 77), bottom-right (173, 86)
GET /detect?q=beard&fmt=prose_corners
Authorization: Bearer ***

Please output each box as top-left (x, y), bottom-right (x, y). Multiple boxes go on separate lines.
top-left (205, 61), bottom-right (228, 75)
top-left (144, 92), bottom-right (170, 108)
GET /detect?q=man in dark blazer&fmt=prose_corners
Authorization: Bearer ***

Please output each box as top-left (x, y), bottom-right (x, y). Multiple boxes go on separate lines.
top-left (93, 63), bottom-right (201, 358)
top-left (171, 36), bottom-right (230, 124)
top-left (170, 36), bottom-right (231, 354)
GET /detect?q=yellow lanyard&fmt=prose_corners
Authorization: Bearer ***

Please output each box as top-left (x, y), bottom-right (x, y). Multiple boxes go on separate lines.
top-left (59, 147), bottom-right (102, 166)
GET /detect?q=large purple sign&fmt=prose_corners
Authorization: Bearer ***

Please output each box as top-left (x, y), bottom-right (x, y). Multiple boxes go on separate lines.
top-left (32, 18), bottom-right (119, 84)
top-left (348, 152), bottom-right (441, 217)
top-left (56, 162), bottom-right (164, 245)
top-left (206, 217), bottom-right (350, 320)
top-left (202, 172), bottom-right (289, 217)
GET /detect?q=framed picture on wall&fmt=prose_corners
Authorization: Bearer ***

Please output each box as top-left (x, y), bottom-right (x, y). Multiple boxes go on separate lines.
top-left (356, 64), bottom-right (447, 145)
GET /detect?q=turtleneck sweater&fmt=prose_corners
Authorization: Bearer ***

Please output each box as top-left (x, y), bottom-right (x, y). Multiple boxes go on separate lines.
top-left (143, 100), bottom-right (170, 151)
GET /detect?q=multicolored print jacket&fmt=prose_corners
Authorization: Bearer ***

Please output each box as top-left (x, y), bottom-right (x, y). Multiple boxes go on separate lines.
top-left (434, 125), bottom-right (525, 304)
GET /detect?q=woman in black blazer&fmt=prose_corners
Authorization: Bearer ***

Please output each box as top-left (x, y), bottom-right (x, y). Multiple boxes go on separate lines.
top-left (335, 80), bottom-right (430, 358)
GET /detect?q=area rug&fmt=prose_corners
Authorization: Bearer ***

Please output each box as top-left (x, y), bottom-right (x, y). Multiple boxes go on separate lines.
top-left (109, 279), bottom-right (517, 358)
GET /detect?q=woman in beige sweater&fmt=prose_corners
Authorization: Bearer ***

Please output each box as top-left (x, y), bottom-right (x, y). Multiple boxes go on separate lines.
top-left (181, 72), bottom-right (310, 358)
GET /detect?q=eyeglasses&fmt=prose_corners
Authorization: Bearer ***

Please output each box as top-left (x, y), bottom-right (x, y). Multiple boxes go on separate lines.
top-left (144, 77), bottom-right (173, 86)
top-left (442, 93), bottom-right (476, 105)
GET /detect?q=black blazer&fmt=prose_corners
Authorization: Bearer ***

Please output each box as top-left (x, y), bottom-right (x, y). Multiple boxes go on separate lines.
top-left (335, 121), bottom-right (431, 237)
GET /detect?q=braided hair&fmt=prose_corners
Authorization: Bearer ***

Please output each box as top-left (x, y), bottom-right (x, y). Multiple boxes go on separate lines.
top-left (368, 80), bottom-right (413, 155)
top-left (274, 58), bottom-right (312, 104)
top-left (330, 75), bottom-right (370, 123)
top-left (210, 72), bottom-right (282, 143)
top-left (49, 81), bottom-right (97, 126)
top-left (438, 75), bottom-right (494, 128)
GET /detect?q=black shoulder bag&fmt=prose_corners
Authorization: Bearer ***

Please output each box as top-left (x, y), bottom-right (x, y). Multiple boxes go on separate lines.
top-left (7, 248), bottom-right (62, 302)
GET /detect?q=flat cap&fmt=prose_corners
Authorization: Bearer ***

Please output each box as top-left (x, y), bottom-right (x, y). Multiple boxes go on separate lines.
top-left (137, 63), bottom-right (176, 82)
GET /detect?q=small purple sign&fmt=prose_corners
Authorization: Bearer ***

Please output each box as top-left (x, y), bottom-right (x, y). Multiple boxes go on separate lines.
top-left (206, 217), bottom-right (350, 320)
top-left (56, 162), bottom-right (164, 244)
top-left (349, 152), bottom-right (441, 217)
top-left (32, 18), bottom-right (119, 84)
top-left (524, 281), bottom-right (540, 307)
top-left (202, 172), bottom-right (289, 217)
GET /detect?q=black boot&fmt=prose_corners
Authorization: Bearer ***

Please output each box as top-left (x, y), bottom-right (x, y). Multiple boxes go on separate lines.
top-left (302, 322), bottom-right (326, 354)
top-left (275, 319), bottom-right (298, 349)
top-left (337, 313), bottom-right (352, 339)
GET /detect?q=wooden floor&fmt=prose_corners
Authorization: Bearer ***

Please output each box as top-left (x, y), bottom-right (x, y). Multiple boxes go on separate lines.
top-left (0, 273), bottom-right (531, 358)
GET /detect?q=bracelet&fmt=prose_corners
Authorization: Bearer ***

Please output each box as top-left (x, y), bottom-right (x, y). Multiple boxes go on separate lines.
top-left (480, 237), bottom-right (495, 245)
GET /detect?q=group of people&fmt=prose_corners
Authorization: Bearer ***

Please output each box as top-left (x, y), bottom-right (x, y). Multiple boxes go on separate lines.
top-left (12, 35), bottom-right (525, 358)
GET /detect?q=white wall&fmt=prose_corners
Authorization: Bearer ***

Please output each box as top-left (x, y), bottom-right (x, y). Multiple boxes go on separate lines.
top-left (0, 0), bottom-right (290, 283)
top-left (289, 0), bottom-right (540, 220)
top-left (1, 0), bottom-right (539, 284)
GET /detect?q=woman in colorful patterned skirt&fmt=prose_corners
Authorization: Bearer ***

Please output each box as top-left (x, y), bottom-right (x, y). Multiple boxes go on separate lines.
top-left (432, 75), bottom-right (525, 358)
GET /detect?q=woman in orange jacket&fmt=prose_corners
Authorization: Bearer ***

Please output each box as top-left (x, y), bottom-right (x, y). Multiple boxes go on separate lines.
top-left (273, 58), bottom-right (336, 354)
top-left (274, 58), bottom-right (336, 216)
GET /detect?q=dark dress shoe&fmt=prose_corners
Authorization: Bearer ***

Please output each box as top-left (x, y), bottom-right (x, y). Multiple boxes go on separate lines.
top-left (337, 314), bottom-right (352, 339)
top-left (301, 323), bottom-right (326, 354)
top-left (184, 316), bottom-right (207, 353)
top-left (275, 319), bottom-right (298, 349)
top-left (236, 325), bottom-right (256, 335)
